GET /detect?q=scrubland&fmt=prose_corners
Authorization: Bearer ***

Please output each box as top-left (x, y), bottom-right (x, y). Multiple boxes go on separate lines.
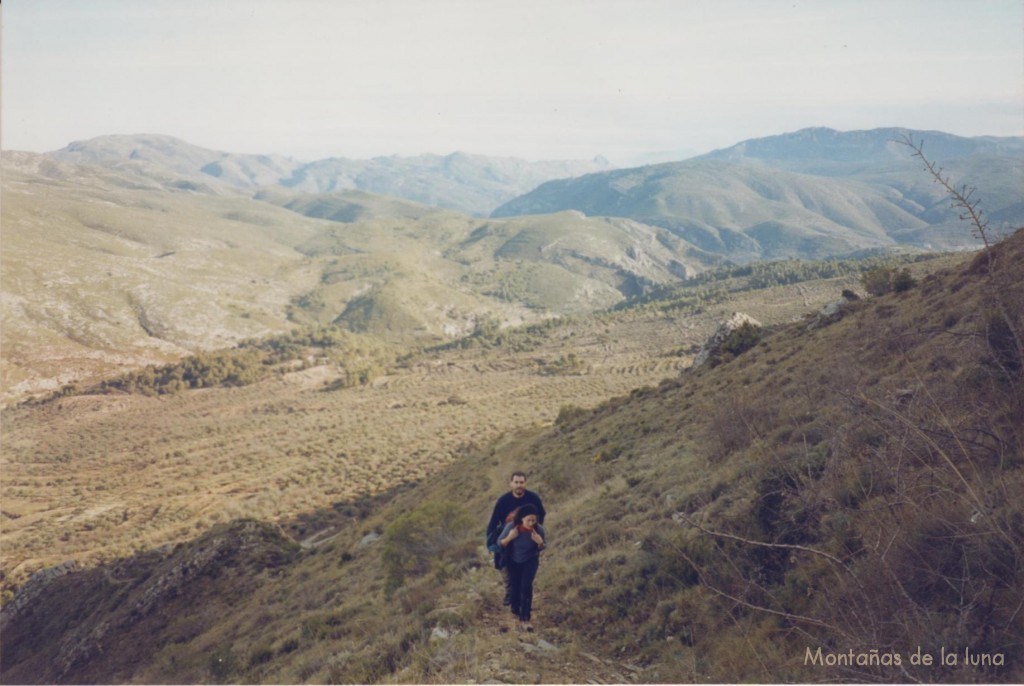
top-left (3, 232), bottom-right (1020, 684)
top-left (4, 221), bottom-right (1017, 684)
top-left (2, 266), bottom-right (874, 587)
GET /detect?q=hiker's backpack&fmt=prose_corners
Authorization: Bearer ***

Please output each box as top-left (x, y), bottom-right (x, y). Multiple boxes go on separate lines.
top-left (486, 525), bottom-right (501, 553)
top-left (486, 526), bottom-right (505, 569)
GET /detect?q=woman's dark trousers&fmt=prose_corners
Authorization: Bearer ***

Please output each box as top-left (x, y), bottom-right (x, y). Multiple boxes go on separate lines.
top-left (506, 556), bottom-right (540, 621)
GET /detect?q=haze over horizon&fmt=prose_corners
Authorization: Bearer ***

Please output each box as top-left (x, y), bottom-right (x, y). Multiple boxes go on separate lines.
top-left (2, 0), bottom-right (1022, 164)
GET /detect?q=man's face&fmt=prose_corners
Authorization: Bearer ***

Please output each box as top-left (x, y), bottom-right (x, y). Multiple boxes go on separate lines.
top-left (510, 475), bottom-right (527, 497)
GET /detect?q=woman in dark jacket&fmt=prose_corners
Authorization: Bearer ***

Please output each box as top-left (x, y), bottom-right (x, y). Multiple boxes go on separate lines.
top-left (498, 503), bottom-right (547, 631)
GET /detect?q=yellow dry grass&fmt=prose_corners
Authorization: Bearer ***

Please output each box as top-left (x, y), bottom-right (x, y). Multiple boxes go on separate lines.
top-left (0, 278), bottom-right (854, 588)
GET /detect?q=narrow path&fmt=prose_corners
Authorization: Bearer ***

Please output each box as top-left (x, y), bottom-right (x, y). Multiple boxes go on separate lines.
top-left (468, 567), bottom-right (649, 684)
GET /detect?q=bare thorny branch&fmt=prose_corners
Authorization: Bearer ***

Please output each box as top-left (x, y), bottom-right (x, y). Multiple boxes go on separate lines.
top-left (896, 133), bottom-right (991, 250)
top-left (675, 512), bottom-right (852, 574)
top-left (896, 133), bottom-right (1024, 392)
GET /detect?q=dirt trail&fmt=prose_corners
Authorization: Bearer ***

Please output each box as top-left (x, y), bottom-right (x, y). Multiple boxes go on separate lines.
top-left (468, 569), bottom-right (649, 685)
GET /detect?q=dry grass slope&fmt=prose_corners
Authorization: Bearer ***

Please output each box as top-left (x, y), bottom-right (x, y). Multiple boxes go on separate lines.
top-left (1, 271), bottom-right (863, 587)
top-left (2, 231), bottom-right (1020, 683)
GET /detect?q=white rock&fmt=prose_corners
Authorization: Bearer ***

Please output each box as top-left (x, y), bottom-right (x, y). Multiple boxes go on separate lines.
top-left (692, 313), bottom-right (762, 367)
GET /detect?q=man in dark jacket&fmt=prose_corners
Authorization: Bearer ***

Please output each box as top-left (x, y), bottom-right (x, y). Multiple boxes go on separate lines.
top-left (486, 471), bottom-right (546, 605)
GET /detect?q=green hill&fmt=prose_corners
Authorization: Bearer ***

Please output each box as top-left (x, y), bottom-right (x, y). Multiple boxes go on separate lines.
top-left (492, 128), bottom-right (1024, 259)
top-left (1, 155), bottom-right (705, 404)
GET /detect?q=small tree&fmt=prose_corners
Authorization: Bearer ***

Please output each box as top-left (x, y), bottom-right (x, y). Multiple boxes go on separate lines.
top-left (380, 502), bottom-right (474, 595)
top-left (721, 322), bottom-right (763, 357)
top-left (891, 267), bottom-right (916, 293)
top-left (860, 266), bottom-right (893, 296)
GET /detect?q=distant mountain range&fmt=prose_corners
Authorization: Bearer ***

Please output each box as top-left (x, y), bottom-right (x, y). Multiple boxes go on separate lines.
top-left (48, 134), bottom-right (613, 216)
top-left (3, 126), bottom-right (1022, 400)
top-left (43, 127), bottom-right (1024, 261)
top-left (493, 127), bottom-right (1024, 259)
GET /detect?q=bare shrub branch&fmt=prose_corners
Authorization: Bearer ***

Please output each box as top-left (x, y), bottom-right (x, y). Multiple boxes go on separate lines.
top-left (896, 133), bottom-right (991, 250)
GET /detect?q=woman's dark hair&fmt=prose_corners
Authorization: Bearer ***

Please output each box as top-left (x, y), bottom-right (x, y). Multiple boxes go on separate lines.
top-left (514, 504), bottom-right (538, 525)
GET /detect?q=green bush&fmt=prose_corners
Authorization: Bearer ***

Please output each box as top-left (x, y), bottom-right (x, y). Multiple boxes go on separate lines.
top-left (892, 267), bottom-right (917, 292)
top-left (861, 267), bottom-right (894, 296)
top-left (208, 645), bottom-right (238, 684)
top-left (860, 268), bottom-right (917, 296)
top-left (555, 404), bottom-right (588, 428)
top-left (380, 502), bottom-right (475, 595)
top-left (720, 322), bottom-right (763, 358)
top-left (541, 352), bottom-right (588, 376)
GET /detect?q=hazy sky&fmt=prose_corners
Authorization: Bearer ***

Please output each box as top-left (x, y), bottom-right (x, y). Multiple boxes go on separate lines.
top-left (3, 0), bottom-right (1022, 163)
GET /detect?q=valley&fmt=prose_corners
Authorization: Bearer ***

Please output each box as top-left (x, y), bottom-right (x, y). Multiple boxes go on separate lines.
top-left (0, 270), bottom-right (869, 587)
top-left (1, 126), bottom-right (1021, 683)
top-left (2, 232), bottom-right (1019, 684)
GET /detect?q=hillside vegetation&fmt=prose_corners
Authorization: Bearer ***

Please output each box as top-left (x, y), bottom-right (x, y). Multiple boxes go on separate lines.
top-left (4, 252), bottom-right (910, 586)
top-left (1, 153), bottom-right (711, 405)
top-left (2, 228), bottom-right (1020, 683)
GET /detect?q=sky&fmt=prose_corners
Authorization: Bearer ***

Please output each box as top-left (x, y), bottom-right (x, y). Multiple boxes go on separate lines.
top-left (2, 0), bottom-right (1022, 163)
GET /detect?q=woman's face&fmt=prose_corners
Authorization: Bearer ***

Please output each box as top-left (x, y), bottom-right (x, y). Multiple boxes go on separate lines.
top-left (522, 515), bottom-right (538, 529)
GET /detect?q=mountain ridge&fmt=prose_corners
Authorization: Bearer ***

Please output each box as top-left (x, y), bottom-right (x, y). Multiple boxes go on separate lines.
top-left (492, 127), bottom-right (1024, 259)
top-left (5, 126), bottom-right (1022, 402)
top-left (698, 126), bottom-right (1024, 169)
top-left (45, 134), bottom-right (614, 216)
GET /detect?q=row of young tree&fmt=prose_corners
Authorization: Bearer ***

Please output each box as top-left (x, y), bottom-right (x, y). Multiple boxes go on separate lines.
top-left (93, 349), bottom-right (271, 396)
top-left (73, 326), bottom-right (399, 398)
top-left (615, 251), bottom-right (936, 315)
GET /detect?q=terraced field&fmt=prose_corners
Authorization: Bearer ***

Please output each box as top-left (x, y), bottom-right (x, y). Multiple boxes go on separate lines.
top-left (0, 276), bottom-right (861, 589)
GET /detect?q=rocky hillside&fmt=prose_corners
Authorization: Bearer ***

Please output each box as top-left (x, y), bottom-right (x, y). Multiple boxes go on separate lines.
top-left (0, 152), bottom-right (709, 404)
top-left (277, 151), bottom-right (612, 216)
top-left (2, 229), bottom-right (1020, 684)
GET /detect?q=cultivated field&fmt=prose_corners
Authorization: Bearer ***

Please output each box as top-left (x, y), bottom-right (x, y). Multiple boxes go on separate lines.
top-left (0, 277), bottom-right (861, 589)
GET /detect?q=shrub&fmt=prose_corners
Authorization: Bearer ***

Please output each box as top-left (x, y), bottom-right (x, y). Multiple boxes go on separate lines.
top-left (541, 352), bottom-right (589, 376)
top-left (861, 267), bottom-right (894, 296)
top-left (380, 502), bottom-right (475, 595)
top-left (555, 404), bottom-right (589, 428)
top-left (720, 322), bottom-right (763, 358)
top-left (208, 645), bottom-right (238, 684)
top-left (892, 267), bottom-right (917, 292)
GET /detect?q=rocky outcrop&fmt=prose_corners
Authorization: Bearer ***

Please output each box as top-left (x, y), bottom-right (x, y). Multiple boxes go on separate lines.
top-left (0, 520), bottom-right (301, 684)
top-left (692, 313), bottom-right (763, 367)
top-left (0, 560), bottom-right (78, 630)
top-left (807, 299), bottom-right (848, 330)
